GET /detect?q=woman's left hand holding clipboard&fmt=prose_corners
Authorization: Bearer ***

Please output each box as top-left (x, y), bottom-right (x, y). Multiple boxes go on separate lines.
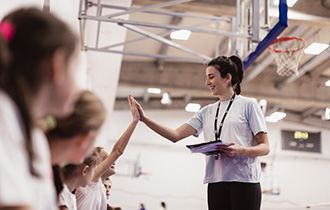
top-left (216, 142), bottom-right (245, 157)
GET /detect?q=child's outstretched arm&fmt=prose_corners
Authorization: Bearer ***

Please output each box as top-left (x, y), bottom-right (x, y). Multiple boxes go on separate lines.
top-left (92, 95), bottom-right (139, 181)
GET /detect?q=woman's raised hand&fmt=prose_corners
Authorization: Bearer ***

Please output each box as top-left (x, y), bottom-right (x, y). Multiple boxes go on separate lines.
top-left (131, 96), bottom-right (147, 122)
top-left (128, 95), bottom-right (140, 122)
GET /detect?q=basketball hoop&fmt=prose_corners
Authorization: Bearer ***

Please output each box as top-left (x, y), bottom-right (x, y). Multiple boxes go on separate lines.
top-left (268, 36), bottom-right (306, 77)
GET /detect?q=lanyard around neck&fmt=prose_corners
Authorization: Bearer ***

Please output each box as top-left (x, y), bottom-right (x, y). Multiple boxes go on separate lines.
top-left (214, 93), bottom-right (236, 141)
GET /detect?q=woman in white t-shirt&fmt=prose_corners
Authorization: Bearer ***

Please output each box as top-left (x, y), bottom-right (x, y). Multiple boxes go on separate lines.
top-left (76, 95), bottom-right (140, 210)
top-left (132, 56), bottom-right (269, 210)
top-left (0, 7), bottom-right (79, 210)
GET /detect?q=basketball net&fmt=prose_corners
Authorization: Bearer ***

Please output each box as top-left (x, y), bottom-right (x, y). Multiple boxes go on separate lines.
top-left (268, 37), bottom-right (306, 77)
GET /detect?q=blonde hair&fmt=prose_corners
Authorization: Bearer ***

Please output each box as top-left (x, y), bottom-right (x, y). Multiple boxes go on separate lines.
top-left (61, 148), bottom-right (101, 180)
top-left (46, 90), bottom-right (106, 138)
top-left (95, 146), bottom-right (108, 162)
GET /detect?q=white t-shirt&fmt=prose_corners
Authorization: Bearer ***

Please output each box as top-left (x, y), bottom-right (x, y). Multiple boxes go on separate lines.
top-left (0, 90), bottom-right (57, 209)
top-left (75, 178), bottom-right (107, 210)
top-left (186, 95), bottom-right (268, 184)
top-left (31, 129), bottom-right (58, 210)
top-left (58, 184), bottom-right (77, 210)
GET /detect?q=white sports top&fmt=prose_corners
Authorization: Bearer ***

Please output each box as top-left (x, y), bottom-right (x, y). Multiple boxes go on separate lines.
top-left (0, 90), bottom-right (57, 209)
top-left (75, 178), bottom-right (107, 210)
top-left (186, 95), bottom-right (268, 184)
top-left (58, 184), bottom-right (77, 210)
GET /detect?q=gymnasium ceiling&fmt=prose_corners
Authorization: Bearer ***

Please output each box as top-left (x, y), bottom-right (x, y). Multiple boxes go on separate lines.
top-left (94, 0), bottom-right (330, 129)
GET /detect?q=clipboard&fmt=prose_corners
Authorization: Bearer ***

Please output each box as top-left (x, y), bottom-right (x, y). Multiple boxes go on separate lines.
top-left (186, 140), bottom-right (229, 155)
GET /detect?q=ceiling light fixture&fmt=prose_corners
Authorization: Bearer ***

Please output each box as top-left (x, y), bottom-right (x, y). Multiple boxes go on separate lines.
top-left (325, 80), bottom-right (330, 87)
top-left (170, 29), bottom-right (191, 40)
top-left (322, 108), bottom-right (330, 120)
top-left (161, 92), bottom-right (172, 105)
top-left (185, 103), bottom-right (201, 112)
top-left (147, 88), bottom-right (161, 94)
top-left (265, 111), bottom-right (286, 123)
top-left (273, 0), bottom-right (298, 7)
top-left (304, 42), bottom-right (329, 55)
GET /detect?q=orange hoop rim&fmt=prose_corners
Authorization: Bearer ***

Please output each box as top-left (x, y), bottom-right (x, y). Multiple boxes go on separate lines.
top-left (268, 36), bottom-right (306, 53)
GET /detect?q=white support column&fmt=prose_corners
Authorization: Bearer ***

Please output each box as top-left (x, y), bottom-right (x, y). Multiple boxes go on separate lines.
top-left (85, 0), bottom-right (132, 147)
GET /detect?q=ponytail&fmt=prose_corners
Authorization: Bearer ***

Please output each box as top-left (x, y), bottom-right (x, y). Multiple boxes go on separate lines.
top-left (229, 55), bottom-right (243, 95)
top-left (234, 83), bottom-right (241, 95)
top-left (0, 20), bottom-right (37, 176)
top-left (0, 32), bottom-right (10, 80)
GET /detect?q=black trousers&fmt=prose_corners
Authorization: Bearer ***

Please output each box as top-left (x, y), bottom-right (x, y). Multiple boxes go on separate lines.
top-left (208, 182), bottom-right (261, 210)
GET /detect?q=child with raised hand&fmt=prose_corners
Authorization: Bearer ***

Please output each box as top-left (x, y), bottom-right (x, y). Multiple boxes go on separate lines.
top-left (58, 148), bottom-right (101, 210)
top-left (0, 7), bottom-right (79, 210)
top-left (76, 95), bottom-right (139, 210)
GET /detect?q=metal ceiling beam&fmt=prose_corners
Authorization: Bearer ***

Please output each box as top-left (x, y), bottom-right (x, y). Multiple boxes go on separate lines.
top-left (276, 46), bottom-right (330, 89)
top-left (301, 107), bottom-right (323, 120)
top-left (104, 0), bottom-right (193, 18)
top-left (132, 0), bottom-right (330, 27)
top-left (156, 16), bottom-right (183, 70)
top-left (240, 92), bottom-right (330, 109)
top-left (284, 111), bottom-right (330, 130)
top-left (133, 0), bottom-right (237, 17)
top-left (265, 104), bottom-right (283, 116)
top-left (87, 48), bottom-right (206, 63)
top-left (78, 0), bottom-right (249, 64)
top-left (80, 0), bottom-right (221, 63)
top-left (94, 3), bottom-right (230, 21)
top-left (100, 20), bottom-right (217, 50)
top-left (310, 58), bottom-right (330, 80)
top-left (121, 24), bottom-right (212, 62)
top-left (141, 9), bottom-right (229, 21)
top-left (80, 15), bottom-right (251, 38)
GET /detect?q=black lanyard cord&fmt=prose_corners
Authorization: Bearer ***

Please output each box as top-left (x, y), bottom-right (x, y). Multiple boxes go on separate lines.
top-left (214, 93), bottom-right (236, 141)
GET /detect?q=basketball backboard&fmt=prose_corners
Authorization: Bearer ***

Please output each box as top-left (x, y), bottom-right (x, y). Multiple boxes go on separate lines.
top-left (230, 0), bottom-right (288, 70)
